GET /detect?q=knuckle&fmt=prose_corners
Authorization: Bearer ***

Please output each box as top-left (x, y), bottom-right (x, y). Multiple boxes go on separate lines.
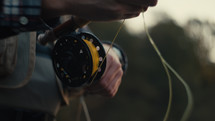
top-left (112, 4), bottom-right (124, 12)
top-left (113, 62), bottom-right (122, 70)
top-left (109, 93), bottom-right (115, 98)
top-left (149, 0), bottom-right (158, 6)
top-left (107, 54), bottom-right (114, 62)
top-left (108, 89), bottom-right (112, 96)
top-left (110, 90), bottom-right (117, 98)
top-left (108, 90), bottom-right (115, 98)
top-left (133, 12), bottom-right (141, 17)
top-left (99, 79), bottom-right (108, 88)
top-left (118, 69), bottom-right (123, 76)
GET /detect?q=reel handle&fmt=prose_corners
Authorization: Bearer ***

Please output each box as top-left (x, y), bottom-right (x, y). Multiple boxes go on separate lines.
top-left (39, 17), bottom-right (90, 45)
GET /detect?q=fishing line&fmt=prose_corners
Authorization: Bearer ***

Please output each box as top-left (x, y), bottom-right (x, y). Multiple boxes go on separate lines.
top-left (79, 20), bottom-right (126, 121)
top-left (142, 11), bottom-right (193, 121)
top-left (88, 19), bottom-right (125, 86)
top-left (76, 98), bottom-right (83, 121)
top-left (79, 10), bottom-right (193, 121)
top-left (142, 11), bottom-right (173, 121)
top-left (80, 95), bottom-right (91, 121)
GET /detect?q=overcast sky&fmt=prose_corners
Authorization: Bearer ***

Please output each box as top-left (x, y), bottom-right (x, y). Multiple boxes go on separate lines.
top-left (125, 0), bottom-right (215, 34)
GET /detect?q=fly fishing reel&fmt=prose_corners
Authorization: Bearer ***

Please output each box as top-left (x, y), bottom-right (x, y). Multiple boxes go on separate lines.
top-left (52, 32), bottom-right (106, 87)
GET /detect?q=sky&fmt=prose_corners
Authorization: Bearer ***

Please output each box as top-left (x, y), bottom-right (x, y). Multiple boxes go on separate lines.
top-left (125, 0), bottom-right (215, 34)
top-left (125, 0), bottom-right (215, 62)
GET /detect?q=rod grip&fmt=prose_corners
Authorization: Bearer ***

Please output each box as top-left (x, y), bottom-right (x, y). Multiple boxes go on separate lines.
top-left (39, 17), bottom-right (90, 45)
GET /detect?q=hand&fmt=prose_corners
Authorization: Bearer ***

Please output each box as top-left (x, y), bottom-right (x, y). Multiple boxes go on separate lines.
top-left (42, 0), bottom-right (158, 21)
top-left (86, 44), bottom-right (123, 97)
top-left (117, 0), bottom-right (158, 7)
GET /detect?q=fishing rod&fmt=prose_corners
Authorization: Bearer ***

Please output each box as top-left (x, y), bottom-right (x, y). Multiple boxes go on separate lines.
top-left (39, 17), bottom-right (90, 45)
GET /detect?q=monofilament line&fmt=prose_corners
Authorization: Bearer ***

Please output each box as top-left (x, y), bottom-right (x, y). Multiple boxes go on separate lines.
top-left (81, 20), bottom-right (125, 121)
top-left (142, 11), bottom-right (193, 121)
top-left (142, 12), bottom-right (172, 121)
top-left (89, 19), bottom-right (125, 86)
top-left (80, 95), bottom-right (91, 121)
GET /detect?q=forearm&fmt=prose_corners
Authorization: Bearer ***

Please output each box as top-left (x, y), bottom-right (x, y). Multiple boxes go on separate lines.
top-left (41, 0), bottom-right (158, 21)
top-left (1, 0), bottom-right (158, 29)
top-left (0, 0), bottom-right (158, 39)
top-left (41, 0), bottom-right (66, 18)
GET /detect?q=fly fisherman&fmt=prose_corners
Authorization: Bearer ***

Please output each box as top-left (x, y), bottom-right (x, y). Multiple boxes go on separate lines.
top-left (0, 0), bottom-right (157, 121)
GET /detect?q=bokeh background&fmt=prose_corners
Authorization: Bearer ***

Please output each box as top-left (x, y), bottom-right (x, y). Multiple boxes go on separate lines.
top-left (57, 0), bottom-right (215, 121)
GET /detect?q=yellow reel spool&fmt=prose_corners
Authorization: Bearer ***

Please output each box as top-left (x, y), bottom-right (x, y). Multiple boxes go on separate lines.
top-left (83, 39), bottom-right (100, 76)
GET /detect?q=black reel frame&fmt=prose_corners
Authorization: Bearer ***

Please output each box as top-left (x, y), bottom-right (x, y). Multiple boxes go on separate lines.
top-left (52, 32), bottom-right (106, 88)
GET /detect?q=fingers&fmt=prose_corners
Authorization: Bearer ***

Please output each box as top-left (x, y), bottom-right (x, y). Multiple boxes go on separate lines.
top-left (86, 45), bottom-right (124, 97)
top-left (84, 3), bottom-right (143, 21)
top-left (119, 4), bottom-right (143, 14)
top-left (105, 0), bottom-right (158, 20)
top-left (117, 4), bottom-right (142, 19)
top-left (93, 67), bottom-right (123, 97)
top-left (116, 0), bottom-right (158, 7)
top-left (42, 0), bottom-right (158, 20)
top-left (100, 69), bottom-right (123, 97)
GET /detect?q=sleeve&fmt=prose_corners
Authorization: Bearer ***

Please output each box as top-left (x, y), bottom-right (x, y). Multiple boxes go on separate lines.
top-left (0, 0), bottom-right (60, 39)
top-left (0, 0), bottom-right (42, 28)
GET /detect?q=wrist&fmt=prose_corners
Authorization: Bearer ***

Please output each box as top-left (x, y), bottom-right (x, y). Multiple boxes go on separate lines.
top-left (102, 41), bottom-right (128, 72)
